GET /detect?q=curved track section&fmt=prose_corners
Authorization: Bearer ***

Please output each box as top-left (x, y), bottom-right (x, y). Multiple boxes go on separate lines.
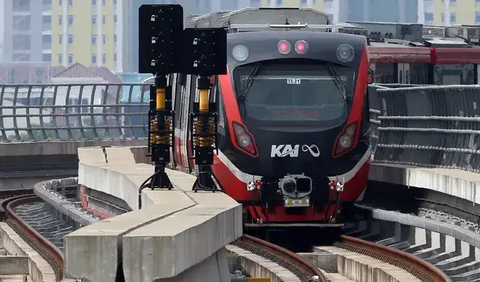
top-left (232, 234), bottom-right (327, 282)
top-left (337, 235), bottom-right (450, 282)
top-left (0, 191), bottom-right (65, 282)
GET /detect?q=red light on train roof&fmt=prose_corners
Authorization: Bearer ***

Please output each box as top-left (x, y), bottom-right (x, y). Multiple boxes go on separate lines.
top-left (278, 40), bottom-right (291, 55)
top-left (295, 40), bottom-right (308, 54)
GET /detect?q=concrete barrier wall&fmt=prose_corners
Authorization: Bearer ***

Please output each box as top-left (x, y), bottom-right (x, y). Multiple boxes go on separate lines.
top-left (65, 146), bottom-right (242, 282)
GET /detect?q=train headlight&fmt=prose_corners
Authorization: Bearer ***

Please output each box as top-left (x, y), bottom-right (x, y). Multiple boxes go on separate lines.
top-left (232, 44), bottom-right (249, 62)
top-left (339, 135), bottom-right (353, 148)
top-left (278, 40), bottom-right (291, 55)
top-left (232, 121), bottom-right (257, 156)
top-left (333, 123), bottom-right (357, 157)
top-left (336, 44), bottom-right (355, 63)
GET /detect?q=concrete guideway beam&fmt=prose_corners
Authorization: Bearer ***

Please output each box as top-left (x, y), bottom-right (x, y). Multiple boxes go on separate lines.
top-left (65, 146), bottom-right (242, 282)
top-left (369, 163), bottom-right (480, 206)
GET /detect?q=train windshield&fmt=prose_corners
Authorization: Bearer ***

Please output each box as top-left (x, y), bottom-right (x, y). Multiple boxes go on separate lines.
top-left (233, 60), bottom-right (354, 124)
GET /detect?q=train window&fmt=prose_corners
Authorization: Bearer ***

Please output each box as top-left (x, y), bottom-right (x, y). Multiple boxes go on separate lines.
top-left (434, 64), bottom-right (475, 85)
top-left (373, 63), bottom-right (396, 83)
top-left (233, 60), bottom-right (350, 125)
top-left (409, 64), bottom-right (429, 84)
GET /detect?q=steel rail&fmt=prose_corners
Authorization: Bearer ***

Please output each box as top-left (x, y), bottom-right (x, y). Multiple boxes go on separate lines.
top-left (338, 234), bottom-right (451, 282)
top-left (233, 234), bottom-right (327, 282)
top-left (2, 193), bottom-right (64, 282)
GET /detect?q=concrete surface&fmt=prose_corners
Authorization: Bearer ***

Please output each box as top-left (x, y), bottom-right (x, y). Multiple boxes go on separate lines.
top-left (370, 163), bottom-right (480, 205)
top-left (226, 245), bottom-right (301, 282)
top-left (65, 146), bottom-right (242, 282)
top-left (33, 179), bottom-right (98, 227)
top-left (0, 256), bottom-right (29, 275)
top-left (0, 222), bottom-right (55, 282)
top-left (315, 246), bottom-right (420, 282)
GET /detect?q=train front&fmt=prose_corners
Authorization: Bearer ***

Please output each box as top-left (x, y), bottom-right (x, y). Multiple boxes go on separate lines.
top-left (213, 31), bottom-right (372, 226)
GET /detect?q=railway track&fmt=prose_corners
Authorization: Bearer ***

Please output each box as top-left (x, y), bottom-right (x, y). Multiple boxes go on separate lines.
top-left (0, 184), bottom-right (451, 282)
top-left (0, 189), bottom-right (66, 282)
top-left (231, 233), bottom-right (449, 282)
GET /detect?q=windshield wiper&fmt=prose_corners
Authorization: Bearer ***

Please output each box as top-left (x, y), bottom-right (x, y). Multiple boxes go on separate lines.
top-left (239, 62), bottom-right (262, 104)
top-left (327, 63), bottom-right (351, 104)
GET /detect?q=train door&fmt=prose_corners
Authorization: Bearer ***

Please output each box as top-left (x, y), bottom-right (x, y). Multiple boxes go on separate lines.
top-left (397, 63), bottom-right (410, 84)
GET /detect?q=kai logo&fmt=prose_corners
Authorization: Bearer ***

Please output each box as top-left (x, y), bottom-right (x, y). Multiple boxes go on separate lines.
top-left (270, 144), bottom-right (321, 158)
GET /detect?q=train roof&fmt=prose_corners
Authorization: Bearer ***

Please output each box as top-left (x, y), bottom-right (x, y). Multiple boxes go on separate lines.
top-left (185, 7), bottom-right (480, 48)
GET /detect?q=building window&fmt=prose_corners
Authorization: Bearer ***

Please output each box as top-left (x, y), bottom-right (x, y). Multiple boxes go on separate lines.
top-left (59, 54), bottom-right (63, 64)
top-left (42, 54), bottom-right (52, 62)
top-left (424, 13), bottom-right (434, 21)
top-left (114, 34), bottom-right (117, 42)
top-left (12, 0), bottom-right (30, 11)
top-left (476, 12), bottom-right (480, 23)
top-left (92, 0), bottom-right (96, 5)
top-left (68, 54), bottom-right (73, 64)
top-left (114, 15), bottom-right (117, 23)
top-left (103, 0), bottom-right (106, 5)
top-left (68, 0), bottom-right (73, 5)
top-left (102, 54), bottom-right (107, 64)
top-left (68, 15), bottom-right (74, 25)
top-left (59, 35), bottom-right (62, 44)
top-left (43, 0), bottom-right (51, 4)
top-left (102, 16), bottom-right (106, 25)
top-left (43, 16), bottom-right (52, 30)
top-left (13, 16), bottom-right (31, 31)
top-left (276, 0), bottom-right (282, 4)
top-left (450, 13), bottom-right (456, 23)
top-left (68, 34), bottom-right (73, 44)
top-left (92, 16), bottom-right (97, 25)
top-left (91, 35), bottom-right (97, 44)
top-left (42, 34), bottom-right (52, 49)
top-left (114, 53), bottom-right (117, 61)
top-left (92, 54), bottom-right (97, 64)
top-left (250, 0), bottom-right (261, 7)
top-left (58, 16), bottom-right (62, 25)
top-left (102, 35), bottom-right (106, 44)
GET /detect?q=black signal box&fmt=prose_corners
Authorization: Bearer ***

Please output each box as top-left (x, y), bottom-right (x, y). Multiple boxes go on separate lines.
top-left (138, 4), bottom-right (184, 74)
top-left (182, 28), bottom-right (227, 75)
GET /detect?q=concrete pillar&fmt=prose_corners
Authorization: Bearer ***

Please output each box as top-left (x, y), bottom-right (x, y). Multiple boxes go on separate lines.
top-left (332, 0), bottom-right (340, 22)
top-left (62, 0), bottom-right (68, 66)
top-left (116, 0), bottom-right (123, 72)
top-left (399, 0), bottom-right (406, 22)
top-left (96, 1), bottom-right (102, 66)
top-left (211, 0), bottom-right (221, 11)
top-left (417, 0), bottom-right (425, 24)
top-left (444, 0), bottom-right (450, 25)
top-left (363, 0), bottom-right (369, 22)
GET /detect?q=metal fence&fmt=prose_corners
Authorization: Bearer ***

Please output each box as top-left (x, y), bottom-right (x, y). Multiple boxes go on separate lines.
top-left (373, 84), bottom-right (480, 172)
top-left (4, 82), bottom-right (478, 173)
top-left (0, 84), bottom-right (151, 142)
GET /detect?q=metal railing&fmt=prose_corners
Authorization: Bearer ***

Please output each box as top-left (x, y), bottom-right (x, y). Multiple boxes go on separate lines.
top-left (0, 83), bottom-right (151, 142)
top-left (4, 82), bottom-right (476, 174)
top-left (373, 84), bottom-right (480, 172)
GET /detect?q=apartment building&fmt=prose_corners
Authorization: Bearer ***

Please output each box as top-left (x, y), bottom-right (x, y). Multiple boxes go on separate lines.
top-left (425, 0), bottom-right (480, 25)
top-left (3, 0), bottom-right (47, 63)
top-left (50, 0), bottom-right (118, 70)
